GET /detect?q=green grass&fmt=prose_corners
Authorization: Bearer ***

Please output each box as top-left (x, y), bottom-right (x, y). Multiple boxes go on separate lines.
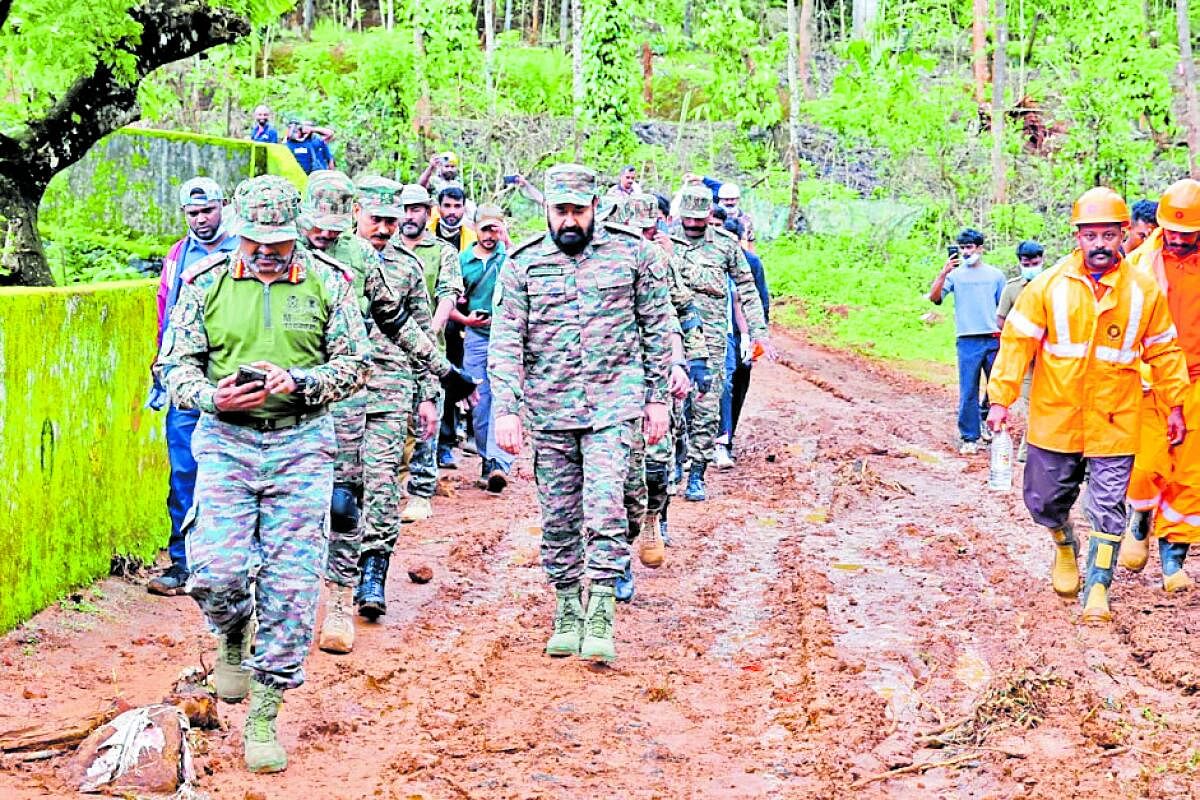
top-left (760, 233), bottom-right (959, 383)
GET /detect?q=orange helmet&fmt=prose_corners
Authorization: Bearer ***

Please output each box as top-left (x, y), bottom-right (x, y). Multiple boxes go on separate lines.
top-left (1070, 187), bottom-right (1130, 226)
top-left (1157, 179), bottom-right (1200, 232)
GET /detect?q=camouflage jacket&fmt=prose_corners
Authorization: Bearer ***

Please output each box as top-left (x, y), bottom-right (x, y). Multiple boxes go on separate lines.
top-left (677, 226), bottom-right (768, 342)
top-left (488, 223), bottom-right (673, 432)
top-left (403, 231), bottom-right (464, 313)
top-left (664, 235), bottom-right (709, 363)
top-left (154, 247), bottom-right (372, 419)
top-left (361, 241), bottom-right (440, 412)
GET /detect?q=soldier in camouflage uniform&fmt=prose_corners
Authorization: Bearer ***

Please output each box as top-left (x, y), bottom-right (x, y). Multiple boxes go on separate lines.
top-left (353, 177), bottom-right (441, 621)
top-left (297, 172), bottom-right (473, 654)
top-left (615, 193), bottom-right (712, 602)
top-left (489, 164), bottom-right (673, 662)
top-left (154, 175), bottom-right (371, 773)
top-left (676, 184), bottom-right (775, 503)
top-left (394, 183), bottom-right (466, 524)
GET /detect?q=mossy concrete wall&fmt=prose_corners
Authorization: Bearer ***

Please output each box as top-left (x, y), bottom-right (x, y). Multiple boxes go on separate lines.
top-left (0, 280), bottom-right (166, 630)
top-left (40, 128), bottom-right (307, 240)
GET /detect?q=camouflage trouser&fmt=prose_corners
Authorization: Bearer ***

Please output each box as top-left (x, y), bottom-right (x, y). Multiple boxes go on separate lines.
top-left (185, 413), bottom-right (335, 691)
top-left (686, 332), bottom-right (729, 466)
top-left (623, 427), bottom-right (648, 543)
top-left (359, 407), bottom-right (411, 558)
top-left (406, 386), bottom-right (444, 499)
top-left (532, 421), bottom-right (636, 588)
top-left (624, 399), bottom-right (683, 542)
top-left (327, 391), bottom-right (367, 586)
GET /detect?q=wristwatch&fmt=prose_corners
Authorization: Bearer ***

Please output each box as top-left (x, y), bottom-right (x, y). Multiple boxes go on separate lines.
top-left (288, 368), bottom-right (314, 400)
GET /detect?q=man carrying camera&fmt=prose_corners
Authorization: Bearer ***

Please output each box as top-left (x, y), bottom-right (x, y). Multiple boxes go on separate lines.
top-left (154, 175), bottom-right (371, 773)
top-left (929, 228), bottom-right (1007, 454)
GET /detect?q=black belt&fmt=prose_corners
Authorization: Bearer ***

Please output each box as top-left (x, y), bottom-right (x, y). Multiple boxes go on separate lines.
top-left (216, 410), bottom-right (324, 431)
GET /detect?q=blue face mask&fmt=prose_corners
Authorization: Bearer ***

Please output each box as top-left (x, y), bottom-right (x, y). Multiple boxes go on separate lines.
top-left (1020, 265), bottom-right (1042, 281)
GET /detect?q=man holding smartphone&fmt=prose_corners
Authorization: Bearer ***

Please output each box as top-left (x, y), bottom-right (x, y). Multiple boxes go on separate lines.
top-left (459, 204), bottom-right (513, 492)
top-left (154, 175), bottom-right (371, 773)
top-left (928, 228), bottom-right (1006, 454)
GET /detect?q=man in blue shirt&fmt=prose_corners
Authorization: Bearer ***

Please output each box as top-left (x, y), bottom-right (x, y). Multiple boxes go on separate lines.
top-left (459, 204), bottom-right (514, 491)
top-left (285, 119), bottom-right (335, 174)
top-left (929, 228), bottom-right (1006, 454)
top-left (248, 105), bottom-right (279, 144)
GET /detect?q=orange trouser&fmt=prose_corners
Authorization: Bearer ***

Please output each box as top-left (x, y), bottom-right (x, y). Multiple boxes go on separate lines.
top-left (1128, 382), bottom-right (1200, 543)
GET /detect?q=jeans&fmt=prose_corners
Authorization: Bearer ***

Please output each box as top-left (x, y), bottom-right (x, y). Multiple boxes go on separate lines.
top-left (167, 405), bottom-right (200, 568)
top-left (463, 329), bottom-right (514, 472)
top-left (955, 334), bottom-right (999, 443)
top-left (719, 332), bottom-right (753, 445)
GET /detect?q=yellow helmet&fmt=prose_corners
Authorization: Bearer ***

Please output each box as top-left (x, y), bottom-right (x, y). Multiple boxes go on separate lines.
top-left (1070, 187), bottom-right (1130, 226)
top-left (1157, 179), bottom-right (1200, 233)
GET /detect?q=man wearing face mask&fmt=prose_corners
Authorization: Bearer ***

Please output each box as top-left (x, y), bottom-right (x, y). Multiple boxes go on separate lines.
top-left (154, 175), bottom-right (371, 772)
top-left (1119, 179), bottom-right (1200, 593)
top-left (987, 187), bottom-right (1189, 624)
top-left (147, 177), bottom-right (240, 597)
top-left (995, 240), bottom-right (1046, 464)
top-left (929, 229), bottom-right (1007, 455)
top-left (489, 164), bottom-right (673, 662)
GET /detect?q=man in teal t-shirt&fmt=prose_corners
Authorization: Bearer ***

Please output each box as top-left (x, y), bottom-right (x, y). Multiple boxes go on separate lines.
top-left (458, 204), bottom-right (514, 491)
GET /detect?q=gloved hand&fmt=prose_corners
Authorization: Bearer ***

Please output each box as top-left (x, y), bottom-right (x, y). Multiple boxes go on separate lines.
top-left (440, 365), bottom-right (479, 404)
top-left (687, 358), bottom-right (712, 394)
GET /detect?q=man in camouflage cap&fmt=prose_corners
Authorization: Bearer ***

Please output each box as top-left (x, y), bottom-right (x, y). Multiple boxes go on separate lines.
top-left (394, 183), bottom-right (465, 524)
top-left (154, 174), bottom-right (372, 773)
top-left (489, 164), bottom-right (673, 662)
top-left (675, 183), bottom-right (775, 504)
top-left (615, 192), bottom-right (712, 601)
top-left (352, 176), bottom-right (442, 622)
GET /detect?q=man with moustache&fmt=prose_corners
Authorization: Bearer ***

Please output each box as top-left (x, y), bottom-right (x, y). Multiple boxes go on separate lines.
top-left (154, 175), bottom-right (371, 772)
top-left (147, 177), bottom-right (240, 597)
top-left (987, 187), bottom-right (1189, 624)
top-left (1119, 179), bottom-right (1200, 593)
top-left (489, 164), bottom-right (673, 662)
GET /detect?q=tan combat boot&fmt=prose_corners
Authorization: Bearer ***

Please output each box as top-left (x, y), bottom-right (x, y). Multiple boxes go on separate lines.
top-left (401, 496), bottom-right (433, 523)
top-left (243, 680), bottom-right (287, 773)
top-left (638, 512), bottom-right (665, 568)
top-left (213, 624), bottom-right (253, 703)
top-left (318, 582), bottom-right (356, 654)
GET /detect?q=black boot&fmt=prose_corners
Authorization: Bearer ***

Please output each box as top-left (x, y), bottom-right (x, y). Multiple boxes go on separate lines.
top-left (356, 553), bottom-right (390, 620)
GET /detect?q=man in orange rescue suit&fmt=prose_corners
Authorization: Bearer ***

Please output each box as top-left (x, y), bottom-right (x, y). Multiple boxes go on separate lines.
top-left (1119, 178), bottom-right (1200, 592)
top-left (986, 187), bottom-right (1189, 624)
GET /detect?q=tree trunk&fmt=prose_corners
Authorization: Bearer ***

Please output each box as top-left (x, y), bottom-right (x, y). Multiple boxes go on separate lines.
top-left (1178, 0), bottom-right (1200, 178)
top-left (786, 0), bottom-right (803, 230)
top-left (504, 0), bottom-right (512, 32)
top-left (0, 177), bottom-right (52, 287)
top-left (303, 0), bottom-right (314, 38)
top-left (484, 0), bottom-right (496, 100)
top-left (972, 0), bottom-right (988, 105)
top-left (851, 0), bottom-right (876, 39)
top-left (798, 0), bottom-right (814, 100)
top-left (560, 0), bottom-right (569, 49)
top-left (991, 0), bottom-right (1007, 203)
top-left (571, 0), bottom-right (583, 160)
top-left (642, 42), bottom-right (653, 113)
top-left (530, 0), bottom-right (539, 42)
top-left (683, 0), bottom-right (693, 39)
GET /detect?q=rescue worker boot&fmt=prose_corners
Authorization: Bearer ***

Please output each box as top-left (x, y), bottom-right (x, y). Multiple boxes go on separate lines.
top-left (356, 553), bottom-right (389, 621)
top-left (318, 582), bottom-right (355, 654)
top-left (580, 584), bottom-right (617, 663)
top-left (243, 680), bottom-right (287, 773)
top-left (1081, 531), bottom-right (1123, 624)
top-left (1049, 523), bottom-right (1081, 598)
top-left (684, 463), bottom-right (708, 502)
top-left (1160, 540), bottom-right (1193, 593)
top-left (614, 564), bottom-right (635, 603)
top-left (213, 623), bottom-right (253, 703)
top-left (638, 512), bottom-right (665, 568)
top-left (1118, 510), bottom-right (1152, 572)
top-left (546, 585), bottom-right (585, 657)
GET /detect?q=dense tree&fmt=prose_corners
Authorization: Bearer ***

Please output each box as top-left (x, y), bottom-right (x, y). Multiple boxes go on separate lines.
top-left (0, 0), bottom-right (283, 286)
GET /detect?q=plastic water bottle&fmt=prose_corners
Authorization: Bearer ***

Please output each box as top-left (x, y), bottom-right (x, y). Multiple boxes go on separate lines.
top-left (989, 429), bottom-right (1013, 492)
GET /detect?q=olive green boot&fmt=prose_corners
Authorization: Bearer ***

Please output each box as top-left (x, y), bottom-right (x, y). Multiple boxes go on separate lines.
top-left (545, 586), bottom-right (585, 657)
top-left (580, 585), bottom-right (617, 663)
top-left (243, 680), bottom-right (287, 773)
top-left (213, 625), bottom-right (252, 703)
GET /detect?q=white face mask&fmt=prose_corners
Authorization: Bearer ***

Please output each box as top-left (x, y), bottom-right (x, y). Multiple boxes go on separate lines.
top-left (963, 252), bottom-right (981, 266)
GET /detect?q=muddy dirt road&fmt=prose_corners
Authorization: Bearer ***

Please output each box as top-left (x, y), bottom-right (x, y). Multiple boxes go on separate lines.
top-left (5, 329), bottom-right (1200, 799)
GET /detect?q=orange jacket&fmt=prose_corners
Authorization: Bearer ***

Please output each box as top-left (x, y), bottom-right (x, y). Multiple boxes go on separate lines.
top-left (987, 250), bottom-right (1189, 456)
top-left (1128, 228), bottom-right (1200, 379)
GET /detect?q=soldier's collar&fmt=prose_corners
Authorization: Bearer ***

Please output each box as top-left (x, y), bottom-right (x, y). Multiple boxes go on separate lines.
top-left (228, 252), bottom-right (308, 284)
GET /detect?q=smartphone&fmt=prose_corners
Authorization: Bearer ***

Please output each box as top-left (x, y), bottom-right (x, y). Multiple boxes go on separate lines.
top-left (235, 365), bottom-right (268, 386)
top-left (503, 175), bottom-right (519, 185)
top-left (947, 245), bottom-right (960, 258)
top-left (474, 311), bottom-right (492, 321)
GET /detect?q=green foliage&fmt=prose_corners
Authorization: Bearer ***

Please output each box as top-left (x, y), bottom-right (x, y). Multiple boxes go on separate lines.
top-left (582, 4), bottom-right (639, 157)
top-left (692, 6), bottom-right (783, 128)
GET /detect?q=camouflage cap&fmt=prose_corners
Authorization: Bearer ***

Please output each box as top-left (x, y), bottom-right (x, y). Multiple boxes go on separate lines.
top-left (678, 185), bottom-right (714, 220)
top-left (627, 193), bottom-right (658, 229)
top-left (231, 175), bottom-right (301, 243)
top-left (475, 203), bottom-right (505, 229)
top-left (399, 183), bottom-right (433, 208)
top-left (545, 163), bottom-right (597, 206)
top-left (300, 170), bottom-right (355, 232)
top-left (356, 176), bottom-right (404, 218)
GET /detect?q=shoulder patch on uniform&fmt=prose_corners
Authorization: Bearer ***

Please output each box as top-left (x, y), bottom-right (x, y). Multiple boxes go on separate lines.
top-left (602, 221), bottom-right (642, 240)
top-left (509, 232), bottom-right (549, 258)
top-left (181, 251), bottom-right (232, 283)
top-left (309, 248), bottom-right (354, 282)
